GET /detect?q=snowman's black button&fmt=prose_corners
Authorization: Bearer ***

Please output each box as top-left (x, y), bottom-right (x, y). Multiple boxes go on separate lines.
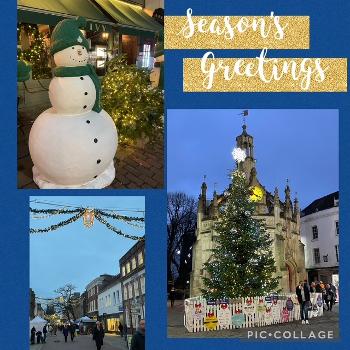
top-left (83, 105), bottom-right (87, 109)
top-left (80, 77), bottom-right (84, 80)
top-left (84, 92), bottom-right (88, 95)
top-left (94, 138), bottom-right (98, 143)
top-left (94, 175), bottom-right (97, 178)
top-left (86, 120), bottom-right (90, 124)
top-left (97, 159), bottom-right (101, 164)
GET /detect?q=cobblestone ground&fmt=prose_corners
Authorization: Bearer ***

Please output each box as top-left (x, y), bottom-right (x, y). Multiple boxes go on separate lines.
top-left (30, 333), bottom-right (128, 350)
top-left (18, 105), bottom-right (164, 189)
top-left (168, 301), bottom-right (339, 340)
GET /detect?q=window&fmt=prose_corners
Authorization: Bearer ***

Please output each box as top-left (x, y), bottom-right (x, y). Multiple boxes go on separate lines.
top-left (140, 275), bottom-right (145, 294)
top-left (312, 226), bottom-right (318, 240)
top-left (314, 248), bottom-right (320, 264)
top-left (335, 245), bottom-right (339, 262)
top-left (323, 255), bottom-right (328, 262)
top-left (335, 221), bottom-right (339, 235)
top-left (141, 44), bottom-right (151, 68)
top-left (116, 291), bottom-right (120, 304)
top-left (113, 292), bottom-right (116, 305)
top-left (126, 262), bottom-right (131, 274)
top-left (131, 257), bottom-right (137, 270)
top-left (122, 266), bottom-right (126, 276)
top-left (138, 251), bottom-right (144, 265)
top-left (128, 283), bottom-right (133, 298)
top-left (123, 286), bottom-right (128, 300)
top-left (134, 280), bottom-right (139, 297)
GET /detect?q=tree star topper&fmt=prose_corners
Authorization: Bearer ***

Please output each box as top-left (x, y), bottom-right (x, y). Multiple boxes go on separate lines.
top-left (232, 147), bottom-right (246, 163)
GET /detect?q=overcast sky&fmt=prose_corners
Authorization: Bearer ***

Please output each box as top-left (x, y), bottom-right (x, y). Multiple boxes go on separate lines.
top-left (167, 109), bottom-right (339, 209)
top-left (30, 196), bottom-right (144, 300)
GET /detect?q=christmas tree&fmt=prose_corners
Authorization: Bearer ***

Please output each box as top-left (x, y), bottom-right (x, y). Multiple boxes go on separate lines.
top-left (101, 55), bottom-right (164, 144)
top-left (201, 169), bottom-right (280, 299)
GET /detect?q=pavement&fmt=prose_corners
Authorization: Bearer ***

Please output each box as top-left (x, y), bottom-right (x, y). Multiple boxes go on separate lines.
top-left (18, 104), bottom-right (164, 189)
top-left (30, 333), bottom-right (128, 350)
top-left (168, 300), bottom-right (339, 340)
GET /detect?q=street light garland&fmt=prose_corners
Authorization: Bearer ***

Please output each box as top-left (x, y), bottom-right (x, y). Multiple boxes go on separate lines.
top-left (94, 212), bottom-right (144, 241)
top-left (29, 206), bottom-right (145, 241)
top-left (29, 211), bottom-right (85, 233)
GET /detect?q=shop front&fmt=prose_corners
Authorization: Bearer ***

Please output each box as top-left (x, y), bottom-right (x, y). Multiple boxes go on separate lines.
top-left (100, 312), bottom-right (124, 333)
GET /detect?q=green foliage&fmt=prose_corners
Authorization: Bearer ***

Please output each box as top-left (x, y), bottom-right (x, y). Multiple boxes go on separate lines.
top-left (201, 170), bottom-right (280, 299)
top-left (17, 24), bottom-right (51, 80)
top-left (101, 55), bottom-right (164, 143)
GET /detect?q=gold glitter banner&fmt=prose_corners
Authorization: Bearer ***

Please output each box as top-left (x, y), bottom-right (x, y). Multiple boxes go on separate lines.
top-left (165, 15), bottom-right (310, 49)
top-left (183, 57), bottom-right (347, 92)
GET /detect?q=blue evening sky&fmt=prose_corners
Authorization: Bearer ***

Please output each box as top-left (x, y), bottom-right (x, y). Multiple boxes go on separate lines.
top-left (30, 196), bottom-right (144, 299)
top-left (167, 109), bottom-right (338, 209)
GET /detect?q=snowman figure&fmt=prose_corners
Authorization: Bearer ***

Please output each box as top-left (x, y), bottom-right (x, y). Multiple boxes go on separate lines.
top-left (29, 16), bottom-right (118, 189)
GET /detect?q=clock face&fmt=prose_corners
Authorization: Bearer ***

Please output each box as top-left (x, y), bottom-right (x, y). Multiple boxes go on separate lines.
top-left (250, 186), bottom-right (264, 202)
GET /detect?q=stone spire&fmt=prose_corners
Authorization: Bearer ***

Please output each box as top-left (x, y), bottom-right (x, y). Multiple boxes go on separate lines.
top-left (198, 176), bottom-right (207, 216)
top-left (284, 179), bottom-right (292, 219)
top-left (293, 193), bottom-right (300, 227)
top-left (236, 124), bottom-right (255, 181)
top-left (212, 189), bottom-right (219, 217)
top-left (274, 187), bottom-right (281, 223)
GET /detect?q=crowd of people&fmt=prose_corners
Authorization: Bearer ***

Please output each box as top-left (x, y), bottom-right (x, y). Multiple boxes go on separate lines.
top-left (30, 319), bottom-right (145, 350)
top-left (296, 280), bottom-right (337, 325)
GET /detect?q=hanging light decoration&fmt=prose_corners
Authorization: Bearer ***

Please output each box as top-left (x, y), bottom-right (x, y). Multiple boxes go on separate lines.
top-left (83, 209), bottom-right (95, 228)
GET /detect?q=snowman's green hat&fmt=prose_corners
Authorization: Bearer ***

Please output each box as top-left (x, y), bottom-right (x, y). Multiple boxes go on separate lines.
top-left (50, 16), bottom-right (89, 55)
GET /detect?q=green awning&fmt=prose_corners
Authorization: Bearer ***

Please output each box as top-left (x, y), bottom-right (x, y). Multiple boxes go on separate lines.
top-left (18, 0), bottom-right (116, 32)
top-left (94, 0), bottom-right (163, 38)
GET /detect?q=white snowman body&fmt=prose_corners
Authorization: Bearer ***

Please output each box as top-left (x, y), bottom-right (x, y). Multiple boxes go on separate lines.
top-left (29, 45), bottom-right (118, 189)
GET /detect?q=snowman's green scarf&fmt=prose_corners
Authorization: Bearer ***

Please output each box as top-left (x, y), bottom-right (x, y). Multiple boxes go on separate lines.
top-left (53, 64), bottom-right (102, 113)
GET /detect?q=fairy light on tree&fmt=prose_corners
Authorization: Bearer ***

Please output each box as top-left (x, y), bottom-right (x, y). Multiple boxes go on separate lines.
top-left (201, 168), bottom-right (280, 299)
top-left (232, 147), bottom-right (247, 163)
top-left (101, 55), bottom-right (164, 144)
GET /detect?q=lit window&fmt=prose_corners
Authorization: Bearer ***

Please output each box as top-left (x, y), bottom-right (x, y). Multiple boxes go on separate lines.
top-left (131, 257), bottom-right (137, 270)
top-left (122, 266), bottom-right (126, 276)
top-left (126, 262), bottom-right (131, 274)
top-left (138, 251), bottom-right (144, 265)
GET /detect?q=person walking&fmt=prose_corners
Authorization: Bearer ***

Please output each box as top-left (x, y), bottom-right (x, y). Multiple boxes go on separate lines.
top-left (69, 323), bottom-right (75, 342)
top-left (92, 322), bottom-right (105, 350)
top-left (130, 319), bottom-right (145, 350)
top-left (63, 325), bottom-right (69, 343)
top-left (296, 281), bottom-right (311, 325)
top-left (36, 330), bottom-right (42, 344)
top-left (42, 325), bottom-right (47, 343)
top-left (325, 284), bottom-right (335, 311)
top-left (30, 326), bottom-right (36, 344)
top-left (118, 322), bottom-right (124, 337)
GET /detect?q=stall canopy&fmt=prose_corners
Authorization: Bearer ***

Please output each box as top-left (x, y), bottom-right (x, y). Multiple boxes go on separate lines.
top-left (94, 0), bottom-right (163, 37)
top-left (29, 316), bottom-right (47, 335)
top-left (18, 0), bottom-right (116, 32)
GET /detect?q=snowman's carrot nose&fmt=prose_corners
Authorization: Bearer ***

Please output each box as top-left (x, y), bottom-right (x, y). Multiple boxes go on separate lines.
top-left (77, 49), bottom-right (82, 56)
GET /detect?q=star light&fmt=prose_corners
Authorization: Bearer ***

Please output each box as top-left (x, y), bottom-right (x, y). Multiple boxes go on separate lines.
top-left (232, 147), bottom-right (246, 163)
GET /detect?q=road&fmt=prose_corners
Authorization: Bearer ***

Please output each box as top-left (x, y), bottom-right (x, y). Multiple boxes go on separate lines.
top-left (30, 333), bottom-right (128, 350)
top-left (168, 300), bottom-right (339, 340)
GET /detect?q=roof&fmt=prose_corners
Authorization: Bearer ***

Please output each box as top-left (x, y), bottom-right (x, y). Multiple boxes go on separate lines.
top-left (301, 191), bottom-right (339, 217)
top-left (18, 0), bottom-right (116, 30)
top-left (99, 274), bottom-right (121, 293)
top-left (95, 0), bottom-right (162, 36)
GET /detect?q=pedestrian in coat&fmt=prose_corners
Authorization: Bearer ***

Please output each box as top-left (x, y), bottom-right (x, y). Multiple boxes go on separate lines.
top-left (69, 324), bottom-right (76, 341)
top-left (30, 327), bottom-right (36, 344)
top-left (36, 330), bottom-right (42, 344)
top-left (131, 319), bottom-right (145, 350)
top-left (63, 325), bottom-right (69, 342)
top-left (325, 284), bottom-right (335, 311)
top-left (93, 322), bottom-right (105, 350)
top-left (42, 325), bottom-right (47, 343)
top-left (309, 282), bottom-right (316, 293)
top-left (296, 281), bottom-right (311, 324)
top-left (118, 323), bottom-right (124, 337)
top-left (315, 282), bottom-right (322, 293)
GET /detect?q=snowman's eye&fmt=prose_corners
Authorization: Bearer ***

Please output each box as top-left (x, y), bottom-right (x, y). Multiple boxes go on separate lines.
top-left (72, 47), bottom-right (75, 49)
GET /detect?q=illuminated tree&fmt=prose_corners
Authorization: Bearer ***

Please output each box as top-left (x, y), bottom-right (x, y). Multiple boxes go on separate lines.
top-left (17, 23), bottom-right (51, 80)
top-left (202, 170), bottom-right (280, 299)
top-left (101, 55), bottom-right (163, 143)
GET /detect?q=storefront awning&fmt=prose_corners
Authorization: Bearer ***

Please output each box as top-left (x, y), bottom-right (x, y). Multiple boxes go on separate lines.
top-left (18, 0), bottom-right (116, 32)
top-left (94, 0), bottom-right (163, 38)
